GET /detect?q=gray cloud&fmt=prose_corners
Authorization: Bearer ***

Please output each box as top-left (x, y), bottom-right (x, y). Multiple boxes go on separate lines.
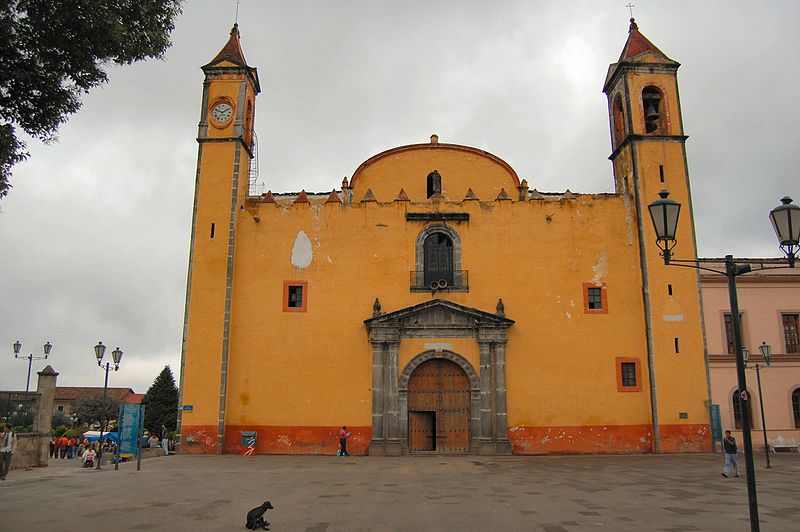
top-left (1, 1), bottom-right (798, 393)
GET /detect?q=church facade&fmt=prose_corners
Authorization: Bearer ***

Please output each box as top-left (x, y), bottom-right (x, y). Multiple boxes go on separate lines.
top-left (177, 20), bottom-right (712, 455)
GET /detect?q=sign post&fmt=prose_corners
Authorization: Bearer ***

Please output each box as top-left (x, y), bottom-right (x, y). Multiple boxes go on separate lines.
top-left (117, 403), bottom-right (145, 471)
top-left (137, 404), bottom-right (145, 471)
top-left (710, 404), bottom-right (723, 453)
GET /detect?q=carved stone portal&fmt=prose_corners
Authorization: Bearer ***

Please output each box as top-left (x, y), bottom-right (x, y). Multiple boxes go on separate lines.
top-left (364, 298), bottom-right (514, 455)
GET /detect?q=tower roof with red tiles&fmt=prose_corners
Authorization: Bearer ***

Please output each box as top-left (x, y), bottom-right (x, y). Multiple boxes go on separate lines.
top-left (603, 19), bottom-right (678, 94)
top-left (205, 23), bottom-right (250, 68)
top-left (202, 24), bottom-right (260, 93)
top-left (617, 18), bottom-right (671, 62)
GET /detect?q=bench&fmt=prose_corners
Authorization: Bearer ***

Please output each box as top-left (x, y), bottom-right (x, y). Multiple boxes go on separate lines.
top-left (768, 435), bottom-right (800, 453)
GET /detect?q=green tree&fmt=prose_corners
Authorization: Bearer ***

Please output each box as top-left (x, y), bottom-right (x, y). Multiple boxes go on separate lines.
top-left (142, 365), bottom-right (178, 435)
top-left (51, 410), bottom-right (71, 428)
top-left (0, 0), bottom-right (183, 198)
top-left (74, 393), bottom-right (122, 429)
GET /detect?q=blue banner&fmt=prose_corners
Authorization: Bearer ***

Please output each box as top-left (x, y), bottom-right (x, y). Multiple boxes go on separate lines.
top-left (710, 404), bottom-right (722, 441)
top-left (118, 404), bottom-right (144, 455)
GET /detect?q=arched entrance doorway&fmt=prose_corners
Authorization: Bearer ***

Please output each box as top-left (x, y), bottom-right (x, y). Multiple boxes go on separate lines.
top-left (407, 358), bottom-right (470, 454)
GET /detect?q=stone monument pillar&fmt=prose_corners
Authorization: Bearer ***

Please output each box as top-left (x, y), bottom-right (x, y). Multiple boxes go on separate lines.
top-left (35, 365), bottom-right (59, 466)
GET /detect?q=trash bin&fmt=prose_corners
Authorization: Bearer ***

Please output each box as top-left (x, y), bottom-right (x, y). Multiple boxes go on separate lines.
top-left (241, 431), bottom-right (257, 456)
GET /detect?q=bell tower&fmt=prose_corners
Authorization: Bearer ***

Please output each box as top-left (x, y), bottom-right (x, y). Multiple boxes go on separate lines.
top-left (603, 19), bottom-right (711, 453)
top-left (178, 24), bottom-right (260, 454)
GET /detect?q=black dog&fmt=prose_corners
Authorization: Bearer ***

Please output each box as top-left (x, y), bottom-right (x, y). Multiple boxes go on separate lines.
top-left (245, 501), bottom-right (274, 530)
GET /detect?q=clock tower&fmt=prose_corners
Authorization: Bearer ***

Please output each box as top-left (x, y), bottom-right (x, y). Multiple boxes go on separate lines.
top-left (177, 24), bottom-right (260, 453)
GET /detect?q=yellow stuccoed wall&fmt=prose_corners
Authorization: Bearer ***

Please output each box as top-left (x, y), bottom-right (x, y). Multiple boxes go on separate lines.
top-left (223, 146), bottom-right (689, 449)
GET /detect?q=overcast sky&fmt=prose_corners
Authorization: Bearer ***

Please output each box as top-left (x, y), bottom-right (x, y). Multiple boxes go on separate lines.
top-left (1, 1), bottom-right (798, 395)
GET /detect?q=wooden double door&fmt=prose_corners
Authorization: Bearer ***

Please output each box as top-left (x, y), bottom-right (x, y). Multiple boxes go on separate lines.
top-left (407, 358), bottom-right (470, 454)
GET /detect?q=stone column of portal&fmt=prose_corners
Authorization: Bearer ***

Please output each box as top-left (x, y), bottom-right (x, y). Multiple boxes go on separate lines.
top-left (368, 340), bottom-right (385, 455)
top-left (478, 340), bottom-right (493, 444)
top-left (35, 366), bottom-right (59, 467)
top-left (492, 341), bottom-right (512, 454)
top-left (383, 341), bottom-right (402, 455)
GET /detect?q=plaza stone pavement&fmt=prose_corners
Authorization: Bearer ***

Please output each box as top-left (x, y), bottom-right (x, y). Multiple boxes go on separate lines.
top-left (1, 453), bottom-right (799, 531)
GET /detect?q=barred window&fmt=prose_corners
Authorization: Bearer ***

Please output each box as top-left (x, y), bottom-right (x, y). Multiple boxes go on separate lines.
top-left (724, 314), bottom-right (735, 354)
top-left (587, 288), bottom-right (603, 310)
top-left (615, 357), bottom-right (641, 392)
top-left (621, 363), bottom-right (637, 387)
top-left (283, 281), bottom-right (308, 312)
top-left (584, 284), bottom-right (608, 314)
top-left (783, 314), bottom-right (799, 354)
top-left (288, 286), bottom-right (303, 308)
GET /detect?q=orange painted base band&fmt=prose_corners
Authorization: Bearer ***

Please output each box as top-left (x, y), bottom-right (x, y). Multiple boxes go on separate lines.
top-left (509, 424), bottom-right (711, 455)
top-left (181, 425), bottom-right (370, 455)
top-left (509, 424), bottom-right (652, 454)
top-left (659, 423), bottom-right (712, 453)
top-left (180, 425), bottom-right (218, 454)
top-left (182, 423), bottom-right (711, 455)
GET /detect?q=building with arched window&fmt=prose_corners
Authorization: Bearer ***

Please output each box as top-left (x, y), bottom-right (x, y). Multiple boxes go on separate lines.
top-left (177, 20), bottom-right (714, 456)
top-left (704, 258), bottom-right (800, 449)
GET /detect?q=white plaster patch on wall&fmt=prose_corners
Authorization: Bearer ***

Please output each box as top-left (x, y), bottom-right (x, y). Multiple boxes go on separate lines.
top-left (663, 314), bottom-right (684, 322)
top-left (326, 255), bottom-right (333, 264)
top-left (570, 300), bottom-right (576, 308)
top-left (566, 312), bottom-right (572, 320)
top-left (592, 252), bottom-right (608, 284)
top-left (291, 230), bottom-right (313, 268)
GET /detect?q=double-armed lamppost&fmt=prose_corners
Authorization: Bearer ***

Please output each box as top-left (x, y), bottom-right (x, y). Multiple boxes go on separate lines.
top-left (94, 341), bottom-right (123, 470)
top-left (12, 340), bottom-right (53, 427)
top-left (743, 342), bottom-right (772, 469)
top-left (12, 340), bottom-right (53, 394)
top-left (648, 192), bottom-right (799, 532)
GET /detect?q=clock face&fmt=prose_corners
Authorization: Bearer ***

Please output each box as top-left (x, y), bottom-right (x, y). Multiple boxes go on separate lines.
top-left (211, 102), bottom-right (233, 123)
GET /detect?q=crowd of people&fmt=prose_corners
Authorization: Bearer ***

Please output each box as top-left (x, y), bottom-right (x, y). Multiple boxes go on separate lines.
top-left (49, 435), bottom-right (116, 466)
top-left (141, 425), bottom-right (175, 455)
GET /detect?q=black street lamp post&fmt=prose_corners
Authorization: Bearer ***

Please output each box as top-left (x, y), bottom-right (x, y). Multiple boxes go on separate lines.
top-left (648, 191), bottom-right (799, 532)
top-left (13, 340), bottom-right (53, 394)
top-left (744, 342), bottom-right (773, 469)
top-left (12, 340), bottom-right (52, 428)
top-left (94, 341), bottom-right (123, 470)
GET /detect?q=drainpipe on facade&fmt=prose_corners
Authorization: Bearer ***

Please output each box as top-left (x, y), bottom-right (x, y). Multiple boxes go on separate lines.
top-left (631, 145), bottom-right (661, 454)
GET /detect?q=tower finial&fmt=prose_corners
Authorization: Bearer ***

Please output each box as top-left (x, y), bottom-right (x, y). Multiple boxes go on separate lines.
top-left (235, 0), bottom-right (240, 25)
top-left (626, 3), bottom-right (635, 19)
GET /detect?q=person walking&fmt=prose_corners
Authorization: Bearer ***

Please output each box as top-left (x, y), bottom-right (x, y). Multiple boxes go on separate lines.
top-left (338, 426), bottom-right (351, 457)
top-left (59, 435), bottom-right (68, 459)
top-left (722, 430), bottom-right (740, 478)
top-left (1, 424), bottom-right (17, 480)
top-left (161, 425), bottom-right (170, 456)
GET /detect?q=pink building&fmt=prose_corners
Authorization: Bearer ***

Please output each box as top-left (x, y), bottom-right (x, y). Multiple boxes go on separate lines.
top-left (702, 258), bottom-right (800, 449)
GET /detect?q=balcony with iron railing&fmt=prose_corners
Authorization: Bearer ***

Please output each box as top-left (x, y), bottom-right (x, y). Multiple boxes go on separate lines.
top-left (410, 270), bottom-right (468, 292)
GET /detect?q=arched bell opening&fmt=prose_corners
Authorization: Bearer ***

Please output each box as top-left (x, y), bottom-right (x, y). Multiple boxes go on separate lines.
top-left (642, 86), bottom-right (667, 134)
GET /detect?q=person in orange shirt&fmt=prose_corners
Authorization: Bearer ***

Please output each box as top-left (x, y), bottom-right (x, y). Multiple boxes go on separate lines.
top-left (59, 435), bottom-right (68, 458)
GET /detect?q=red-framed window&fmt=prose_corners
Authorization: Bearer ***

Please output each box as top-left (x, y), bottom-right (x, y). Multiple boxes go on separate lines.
top-left (615, 357), bottom-right (641, 392)
top-left (283, 281), bottom-right (308, 312)
top-left (583, 283), bottom-right (608, 314)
